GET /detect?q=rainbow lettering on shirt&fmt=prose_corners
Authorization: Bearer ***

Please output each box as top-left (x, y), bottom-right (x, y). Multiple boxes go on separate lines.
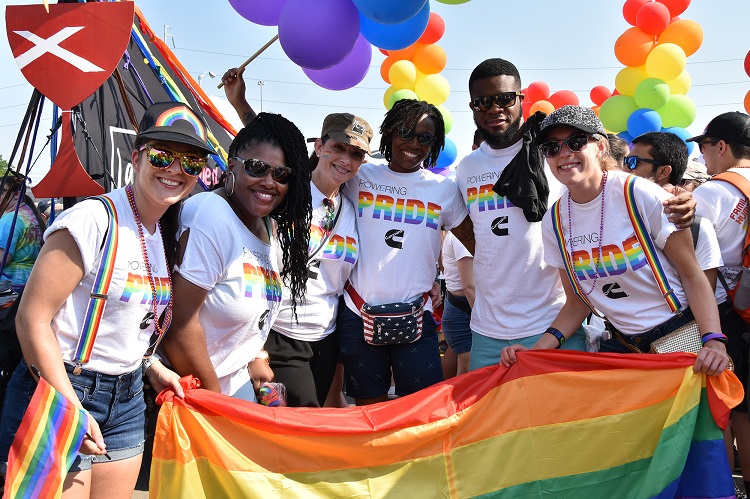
top-left (119, 274), bottom-right (171, 305)
top-left (321, 235), bottom-right (357, 264)
top-left (465, 184), bottom-right (515, 213)
top-left (572, 235), bottom-right (647, 281)
top-left (357, 192), bottom-right (440, 230)
top-left (243, 263), bottom-right (282, 302)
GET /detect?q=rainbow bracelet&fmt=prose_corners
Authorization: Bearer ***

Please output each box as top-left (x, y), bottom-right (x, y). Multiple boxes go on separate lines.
top-left (701, 332), bottom-right (728, 345)
top-left (545, 327), bottom-right (566, 348)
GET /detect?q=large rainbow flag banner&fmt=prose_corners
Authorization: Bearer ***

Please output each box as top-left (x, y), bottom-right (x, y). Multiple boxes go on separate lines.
top-left (4, 376), bottom-right (88, 499)
top-left (150, 351), bottom-right (743, 498)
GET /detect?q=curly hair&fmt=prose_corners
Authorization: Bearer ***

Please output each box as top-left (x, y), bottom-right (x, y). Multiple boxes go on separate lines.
top-left (469, 58), bottom-right (522, 94)
top-left (228, 112), bottom-right (312, 314)
top-left (379, 100), bottom-right (445, 168)
top-left (632, 131), bottom-right (689, 184)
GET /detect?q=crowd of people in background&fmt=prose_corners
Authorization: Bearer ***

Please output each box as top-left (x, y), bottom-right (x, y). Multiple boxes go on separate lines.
top-left (1, 55), bottom-right (750, 498)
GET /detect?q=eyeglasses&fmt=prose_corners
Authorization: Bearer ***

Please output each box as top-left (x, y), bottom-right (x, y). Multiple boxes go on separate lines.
top-left (539, 134), bottom-right (593, 158)
top-left (139, 144), bottom-right (207, 177)
top-left (233, 157), bottom-right (294, 184)
top-left (320, 197), bottom-right (335, 233)
top-left (397, 127), bottom-right (436, 147)
top-left (698, 139), bottom-right (720, 153)
top-left (624, 155), bottom-right (666, 170)
top-left (469, 92), bottom-right (523, 112)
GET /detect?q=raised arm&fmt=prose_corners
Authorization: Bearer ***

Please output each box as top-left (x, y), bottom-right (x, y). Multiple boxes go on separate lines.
top-left (221, 67), bottom-right (257, 126)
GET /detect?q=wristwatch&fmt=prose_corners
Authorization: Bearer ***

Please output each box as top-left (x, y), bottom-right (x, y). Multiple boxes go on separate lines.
top-left (143, 356), bottom-right (155, 373)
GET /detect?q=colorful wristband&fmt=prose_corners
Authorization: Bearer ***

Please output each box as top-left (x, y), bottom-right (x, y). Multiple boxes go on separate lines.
top-left (545, 327), bottom-right (565, 348)
top-left (701, 332), bottom-right (728, 345)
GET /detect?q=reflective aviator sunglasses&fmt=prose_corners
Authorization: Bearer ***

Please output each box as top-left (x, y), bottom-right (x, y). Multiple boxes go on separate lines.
top-left (140, 144), bottom-right (207, 177)
top-left (233, 157), bottom-right (294, 184)
top-left (539, 134), bottom-right (592, 158)
top-left (397, 127), bottom-right (436, 147)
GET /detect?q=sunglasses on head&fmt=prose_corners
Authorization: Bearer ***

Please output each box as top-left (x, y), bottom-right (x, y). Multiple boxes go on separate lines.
top-left (539, 134), bottom-right (593, 158)
top-left (233, 157), bottom-right (294, 184)
top-left (397, 127), bottom-right (436, 147)
top-left (469, 91), bottom-right (523, 112)
top-left (698, 138), bottom-right (720, 153)
top-left (624, 155), bottom-right (666, 170)
top-left (139, 144), bottom-right (207, 177)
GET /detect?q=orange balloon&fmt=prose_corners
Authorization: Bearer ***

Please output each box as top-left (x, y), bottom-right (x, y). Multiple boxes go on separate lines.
top-left (411, 44), bottom-right (447, 75)
top-left (592, 105), bottom-right (601, 116)
top-left (745, 89), bottom-right (750, 115)
top-left (529, 100), bottom-right (555, 116)
top-left (658, 19), bottom-right (703, 57)
top-left (387, 45), bottom-right (417, 61)
top-left (614, 27), bottom-right (655, 67)
top-left (380, 57), bottom-right (396, 84)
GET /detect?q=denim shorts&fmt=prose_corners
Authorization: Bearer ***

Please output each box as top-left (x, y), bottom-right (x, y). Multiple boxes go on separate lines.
top-left (0, 359), bottom-right (146, 472)
top-left (337, 297), bottom-right (443, 399)
top-left (442, 294), bottom-right (472, 354)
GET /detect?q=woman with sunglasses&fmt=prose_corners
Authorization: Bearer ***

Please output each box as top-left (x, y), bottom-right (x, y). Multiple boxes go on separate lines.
top-left (0, 102), bottom-right (210, 498)
top-left (500, 106), bottom-right (729, 375)
top-left (338, 99), bottom-right (473, 405)
top-left (161, 113), bottom-right (312, 402)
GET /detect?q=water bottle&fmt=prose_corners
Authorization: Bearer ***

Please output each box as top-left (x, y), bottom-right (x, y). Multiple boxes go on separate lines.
top-left (733, 267), bottom-right (750, 311)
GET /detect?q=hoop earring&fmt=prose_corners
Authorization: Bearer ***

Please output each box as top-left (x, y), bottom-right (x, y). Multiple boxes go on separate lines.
top-left (225, 171), bottom-right (236, 197)
top-left (274, 195), bottom-right (289, 214)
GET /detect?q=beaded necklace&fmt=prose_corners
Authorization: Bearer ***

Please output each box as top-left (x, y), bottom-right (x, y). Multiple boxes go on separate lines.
top-left (126, 185), bottom-right (173, 338)
top-left (566, 170), bottom-right (608, 296)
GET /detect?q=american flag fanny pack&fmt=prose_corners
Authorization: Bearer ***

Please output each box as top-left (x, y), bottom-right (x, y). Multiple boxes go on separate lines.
top-left (345, 282), bottom-right (428, 345)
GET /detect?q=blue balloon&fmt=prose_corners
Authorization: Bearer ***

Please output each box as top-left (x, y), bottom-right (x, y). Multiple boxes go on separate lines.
top-left (353, 0), bottom-right (427, 25)
top-left (436, 137), bottom-right (457, 168)
top-left (663, 126), bottom-right (695, 156)
top-left (359, 2), bottom-right (430, 51)
top-left (617, 131), bottom-right (634, 144)
top-left (627, 108), bottom-right (662, 139)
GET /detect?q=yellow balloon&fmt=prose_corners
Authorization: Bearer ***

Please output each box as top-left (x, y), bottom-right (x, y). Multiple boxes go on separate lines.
top-left (415, 74), bottom-right (450, 106)
top-left (389, 60), bottom-right (418, 90)
top-left (645, 43), bottom-right (686, 82)
top-left (436, 104), bottom-right (453, 134)
top-left (383, 86), bottom-right (398, 109)
top-left (615, 66), bottom-right (648, 96)
top-left (666, 70), bottom-right (691, 95)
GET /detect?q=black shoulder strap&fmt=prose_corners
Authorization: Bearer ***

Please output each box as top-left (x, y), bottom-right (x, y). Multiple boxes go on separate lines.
top-left (690, 215), bottom-right (701, 250)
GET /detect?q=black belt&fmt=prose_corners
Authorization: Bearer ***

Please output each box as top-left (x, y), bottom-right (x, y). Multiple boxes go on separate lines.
top-left (446, 291), bottom-right (472, 315)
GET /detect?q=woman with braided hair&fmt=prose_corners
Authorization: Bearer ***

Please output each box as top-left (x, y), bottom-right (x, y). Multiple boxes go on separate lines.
top-left (338, 99), bottom-right (474, 405)
top-left (162, 112), bottom-right (312, 401)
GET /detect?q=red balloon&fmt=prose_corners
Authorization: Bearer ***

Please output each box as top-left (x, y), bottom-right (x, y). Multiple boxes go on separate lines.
top-left (522, 100), bottom-right (532, 120)
top-left (379, 48), bottom-right (389, 56)
top-left (613, 89), bottom-right (621, 96)
top-left (636, 2), bottom-right (671, 36)
top-left (526, 81), bottom-right (550, 102)
top-left (417, 12), bottom-right (445, 44)
top-left (548, 90), bottom-right (579, 109)
top-left (623, 0), bottom-right (650, 26)
top-left (657, 0), bottom-right (691, 18)
top-left (590, 86), bottom-right (612, 106)
top-left (745, 50), bottom-right (750, 78)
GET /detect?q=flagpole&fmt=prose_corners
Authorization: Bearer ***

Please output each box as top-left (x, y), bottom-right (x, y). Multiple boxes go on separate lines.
top-left (217, 34), bottom-right (279, 89)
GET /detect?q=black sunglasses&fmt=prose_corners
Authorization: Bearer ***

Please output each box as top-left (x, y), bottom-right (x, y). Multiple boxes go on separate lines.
top-left (624, 155), bottom-right (666, 170)
top-left (698, 139), bottom-right (720, 153)
top-left (469, 91), bottom-right (523, 112)
top-left (397, 127), bottom-right (436, 147)
top-left (140, 144), bottom-right (207, 177)
top-left (233, 157), bottom-right (294, 184)
top-left (539, 134), bottom-right (593, 158)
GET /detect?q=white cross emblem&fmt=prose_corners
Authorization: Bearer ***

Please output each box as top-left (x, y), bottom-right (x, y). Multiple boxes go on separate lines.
top-left (14, 26), bottom-right (104, 72)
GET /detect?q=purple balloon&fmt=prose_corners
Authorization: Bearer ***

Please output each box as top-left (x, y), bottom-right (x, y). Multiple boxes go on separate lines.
top-left (279, 0), bottom-right (360, 70)
top-left (303, 35), bottom-right (372, 91)
top-left (228, 0), bottom-right (288, 26)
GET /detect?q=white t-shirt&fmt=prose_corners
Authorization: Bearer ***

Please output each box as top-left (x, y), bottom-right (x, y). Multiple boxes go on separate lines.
top-left (542, 171), bottom-right (685, 335)
top-left (455, 141), bottom-right (565, 339)
top-left (48, 188), bottom-right (171, 375)
top-left (694, 217), bottom-right (723, 273)
top-left (693, 169), bottom-right (750, 304)
top-left (273, 182), bottom-right (358, 341)
top-left (176, 192), bottom-right (282, 396)
top-left (342, 163), bottom-right (467, 313)
top-left (442, 231), bottom-right (472, 294)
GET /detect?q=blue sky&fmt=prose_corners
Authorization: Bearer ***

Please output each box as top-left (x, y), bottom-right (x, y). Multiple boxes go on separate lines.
top-left (1, 0), bottom-right (749, 184)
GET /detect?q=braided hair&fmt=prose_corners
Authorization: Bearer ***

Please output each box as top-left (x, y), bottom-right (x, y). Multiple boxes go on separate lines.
top-left (228, 113), bottom-right (312, 313)
top-left (379, 100), bottom-right (445, 168)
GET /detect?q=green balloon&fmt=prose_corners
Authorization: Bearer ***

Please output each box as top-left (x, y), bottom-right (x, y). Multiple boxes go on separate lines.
top-left (435, 0), bottom-right (471, 3)
top-left (634, 78), bottom-right (670, 110)
top-left (598, 95), bottom-right (637, 133)
top-left (437, 104), bottom-right (453, 134)
top-left (657, 95), bottom-right (697, 129)
top-left (388, 89), bottom-right (419, 109)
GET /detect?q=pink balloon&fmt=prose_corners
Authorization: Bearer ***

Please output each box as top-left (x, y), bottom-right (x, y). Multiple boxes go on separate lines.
top-left (303, 35), bottom-right (373, 90)
top-left (228, 0), bottom-right (289, 26)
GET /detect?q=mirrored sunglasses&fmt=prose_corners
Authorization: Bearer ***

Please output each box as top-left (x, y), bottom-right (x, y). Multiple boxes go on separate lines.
top-left (469, 91), bottom-right (523, 112)
top-left (624, 155), bottom-right (666, 170)
top-left (539, 134), bottom-right (592, 158)
top-left (320, 197), bottom-right (335, 233)
top-left (140, 144), bottom-right (207, 177)
top-left (397, 127), bottom-right (436, 147)
top-left (234, 157), bottom-right (294, 184)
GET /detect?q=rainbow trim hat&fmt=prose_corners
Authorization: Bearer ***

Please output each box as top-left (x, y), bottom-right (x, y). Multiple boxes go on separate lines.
top-left (136, 102), bottom-right (214, 154)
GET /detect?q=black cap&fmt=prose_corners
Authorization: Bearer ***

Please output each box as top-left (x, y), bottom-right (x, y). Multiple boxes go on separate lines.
top-left (136, 102), bottom-right (214, 155)
top-left (687, 112), bottom-right (750, 147)
top-left (536, 106), bottom-right (607, 145)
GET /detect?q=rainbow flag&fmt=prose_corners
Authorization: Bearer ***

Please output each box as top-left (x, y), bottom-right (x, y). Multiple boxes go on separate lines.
top-left (4, 376), bottom-right (88, 499)
top-left (150, 351), bottom-right (743, 498)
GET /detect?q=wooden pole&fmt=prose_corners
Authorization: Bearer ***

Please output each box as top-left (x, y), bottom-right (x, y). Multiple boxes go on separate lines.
top-left (217, 34), bottom-right (279, 89)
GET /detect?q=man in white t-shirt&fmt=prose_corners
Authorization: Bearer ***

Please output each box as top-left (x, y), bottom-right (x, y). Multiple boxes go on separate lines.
top-left (688, 111), bottom-right (750, 492)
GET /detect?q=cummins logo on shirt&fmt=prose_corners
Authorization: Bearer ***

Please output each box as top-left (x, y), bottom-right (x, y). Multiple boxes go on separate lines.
top-left (491, 216), bottom-right (509, 236)
top-left (603, 282), bottom-right (628, 299)
top-left (258, 309), bottom-right (270, 330)
top-left (385, 229), bottom-right (404, 249)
